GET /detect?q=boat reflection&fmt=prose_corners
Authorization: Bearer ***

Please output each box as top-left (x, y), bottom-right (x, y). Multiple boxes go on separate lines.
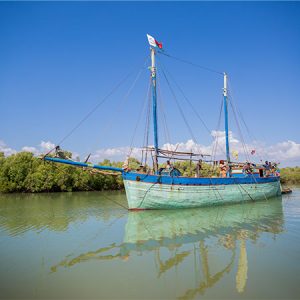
top-left (51, 197), bottom-right (283, 298)
top-left (123, 197), bottom-right (283, 297)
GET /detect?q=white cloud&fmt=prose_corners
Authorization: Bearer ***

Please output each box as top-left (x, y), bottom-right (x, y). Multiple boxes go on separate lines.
top-left (1, 134), bottom-right (300, 166)
top-left (0, 140), bottom-right (56, 157)
top-left (90, 132), bottom-right (300, 167)
top-left (91, 146), bottom-right (141, 163)
top-left (0, 140), bottom-right (17, 156)
top-left (21, 146), bottom-right (39, 154)
top-left (40, 141), bottom-right (55, 152)
top-left (268, 140), bottom-right (300, 161)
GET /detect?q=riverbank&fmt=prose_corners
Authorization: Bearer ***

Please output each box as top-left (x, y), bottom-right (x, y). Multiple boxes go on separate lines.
top-left (280, 167), bottom-right (300, 184)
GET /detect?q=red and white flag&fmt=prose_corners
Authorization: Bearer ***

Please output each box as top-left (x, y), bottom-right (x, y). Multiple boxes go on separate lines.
top-left (147, 34), bottom-right (163, 49)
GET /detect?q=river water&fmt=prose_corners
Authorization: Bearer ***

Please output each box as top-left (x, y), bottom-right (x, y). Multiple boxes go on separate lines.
top-left (0, 188), bottom-right (299, 299)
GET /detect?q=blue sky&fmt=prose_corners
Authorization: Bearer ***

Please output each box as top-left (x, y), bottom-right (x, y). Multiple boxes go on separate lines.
top-left (0, 2), bottom-right (300, 166)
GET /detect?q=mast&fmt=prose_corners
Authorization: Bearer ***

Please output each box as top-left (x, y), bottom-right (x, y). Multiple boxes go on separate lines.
top-left (151, 47), bottom-right (159, 171)
top-left (223, 72), bottom-right (230, 164)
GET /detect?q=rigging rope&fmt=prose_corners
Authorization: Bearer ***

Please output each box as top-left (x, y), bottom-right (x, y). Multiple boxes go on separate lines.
top-left (223, 82), bottom-right (269, 201)
top-left (159, 64), bottom-right (199, 147)
top-left (127, 76), bottom-right (152, 158)
top-left (157, 57), bottom-right (212, 136)
top-left (156, 69), bottom-right (172, 147)
top-left (227, 78), bottom-right (264, 163)
top-left (228, 99), bottom-right (251, 162)
top-left (207, 98), bottom-right (224, 176)
top-left (43, 56), bottom-right (149, 157)
top-left (86, 57), bottom-right (149, 160)
top-left (210, 98), bottom-right (224, 167)
top-left (157, 56), bottom-right (227, 165)
top-left (159, 51), bottom-right (223, 75)
top-left (142, 81), bottom-right (152, 166)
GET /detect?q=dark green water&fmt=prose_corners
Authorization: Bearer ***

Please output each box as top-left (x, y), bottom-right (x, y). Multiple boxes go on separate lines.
top-left (0, 188), bottom-right (299, 299)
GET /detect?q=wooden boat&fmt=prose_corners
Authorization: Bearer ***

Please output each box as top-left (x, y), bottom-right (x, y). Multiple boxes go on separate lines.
top-left (44, 34), bottom-right (281, 209)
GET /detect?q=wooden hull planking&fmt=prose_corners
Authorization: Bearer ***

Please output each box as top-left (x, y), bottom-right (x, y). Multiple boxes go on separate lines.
top-left (123, 176), bottom-right (281, 209)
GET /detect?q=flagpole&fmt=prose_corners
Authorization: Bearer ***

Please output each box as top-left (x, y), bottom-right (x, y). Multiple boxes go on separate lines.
top-left (151, 47), bottom-right (159, 172)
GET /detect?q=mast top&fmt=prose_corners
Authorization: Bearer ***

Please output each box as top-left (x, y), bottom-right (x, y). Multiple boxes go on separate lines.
top-left (223, 72), bottom-right (228, 97)
top-left (147, 34), bottom-right (163, 50)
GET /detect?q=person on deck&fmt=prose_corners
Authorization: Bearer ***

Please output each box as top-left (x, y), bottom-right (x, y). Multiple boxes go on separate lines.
top-left (274, 163), bottom-right (280, 177)
top-left (55, 146), bottom-right (67, 159)
top-left (269, 161), bottom-right (275, 176)
top-left (195, 159), bottom-right (202, 178)
top-left (166, 160), bottom-right (173, 169)
top-left (122, 157), bottom-right (130, 172)
top-left (243, 162), bottom-right (253, 174)
top-left (263, 161), bottom-right (271, 177)
top-left (219, 160), bottom-right (228, 178)
top-left (137, 165), bottom-right (147, 173)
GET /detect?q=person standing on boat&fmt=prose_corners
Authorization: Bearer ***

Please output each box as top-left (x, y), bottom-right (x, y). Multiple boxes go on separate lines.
top-left (166, 160), bottom-right (173, 169)
top-left (195, 159), bottom-right (202, 177)
top-left (122, 157), bottom-right (130, 172)
top-left (263, 161), bottom-right (271, 177)
top-left (219, 160), bottom-right (228, 178)
top-left (269, 161), bottom-right (275, 176)
top-left (274, 163), bottom-right (280, 177)
top-left (243, 162), bottom-right (253, 174)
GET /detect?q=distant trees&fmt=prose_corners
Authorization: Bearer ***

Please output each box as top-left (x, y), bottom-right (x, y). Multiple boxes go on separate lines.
top-left (0, 152), bottom-right (123, 193)
top-left (172, 160), bottom-right (218, 177)
top-left (280, 167), bottom-right (300, 184)
top-left (0, 152), bottom-right (35, 192)
top-left (0, 151), bottom-right (298, 193)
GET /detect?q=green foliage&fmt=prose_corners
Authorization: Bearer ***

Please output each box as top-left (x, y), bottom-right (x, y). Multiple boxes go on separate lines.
top-left (172, 160), bottom-right (217, 177)
top-left (127, 157), bottom-right (142, 170)
top-left (0, 152), bottom-right (123, 193)
top-left (0, 152), bottom-right (35, 192)
top-left (280, 167), bottom-right (300, 184)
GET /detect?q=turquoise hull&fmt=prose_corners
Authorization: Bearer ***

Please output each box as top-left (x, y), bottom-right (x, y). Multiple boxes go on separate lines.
top-left (123, 176), bottom-right (281, 210)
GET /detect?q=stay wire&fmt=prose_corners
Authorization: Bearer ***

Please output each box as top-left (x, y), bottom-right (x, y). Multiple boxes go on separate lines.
top-left (87, 57), bottom-right (149, 159)
top-left (209, 97), bottom-right (224, 176)
top-left (159, 51), bottom-right (223, 75)
top-left (211, 97), bottom-right (225, 160)
top-left (158, 56), bottom-right (227, 163)
top-left (158, 92), bottom-right (172, 151)
top-left (227, 78), bottom-right (264, 163)
top-left (143, 77), bottom-right (152, 148)
top-left (44, 56), bottom-right (148, 157)
top-left (159, 64), bottom-right (199, 146)
top-left (213, 91), bottom-right (268, 201)
top-left (228, 99), bottom-right (251, 162)
top-left (156, 68), bottom-right (172, 146)
top-left (157, 57), bottom-right (212, 136)
top-left (142, 81), bottom-right (152, 166)
top-left (227, 94), bottom-right (270, 201)
top-left (127, 75), bottom-right (152, 158)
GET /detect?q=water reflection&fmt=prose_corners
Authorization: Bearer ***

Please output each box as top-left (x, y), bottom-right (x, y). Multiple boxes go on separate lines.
top-left (0, 191), bottom-right (126, 235)
top-left (50, 196), bottom-right (283, 298)
top-left (125, 197), bottom-right (283, 298)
